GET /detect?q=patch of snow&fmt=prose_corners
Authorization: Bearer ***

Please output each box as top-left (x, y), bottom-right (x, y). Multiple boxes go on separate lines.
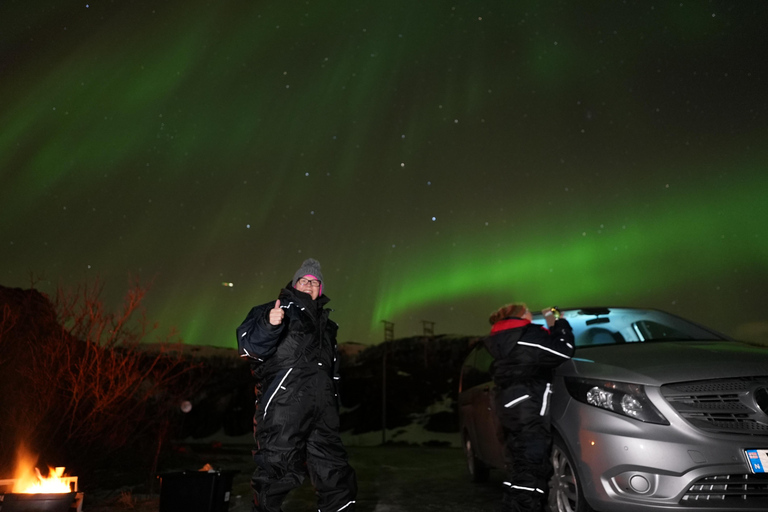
top-left (341, 422), bottom-right (460, 448)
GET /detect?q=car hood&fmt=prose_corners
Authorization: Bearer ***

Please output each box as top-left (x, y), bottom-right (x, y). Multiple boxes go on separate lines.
top-left (558, 340), bottom-right (768, 386)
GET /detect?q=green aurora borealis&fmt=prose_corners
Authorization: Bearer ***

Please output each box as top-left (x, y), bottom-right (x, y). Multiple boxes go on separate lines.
top-left (2, 1), bottom-right (767, 346)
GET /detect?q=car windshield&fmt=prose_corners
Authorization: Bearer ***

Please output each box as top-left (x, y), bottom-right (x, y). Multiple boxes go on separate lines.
top-left (532, 307), bottom-right (729, 348)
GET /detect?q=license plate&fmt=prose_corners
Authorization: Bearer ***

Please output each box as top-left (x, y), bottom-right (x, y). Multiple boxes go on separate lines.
top-left (745, 449), bottom-right (768, 473)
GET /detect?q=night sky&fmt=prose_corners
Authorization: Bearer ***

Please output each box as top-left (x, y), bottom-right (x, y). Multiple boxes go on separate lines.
top-left (2, 1), bottom-right (767, 348)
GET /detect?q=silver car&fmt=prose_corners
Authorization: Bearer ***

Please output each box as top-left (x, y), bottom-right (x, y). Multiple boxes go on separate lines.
top-left (458, 307), bottom-right (768, 512)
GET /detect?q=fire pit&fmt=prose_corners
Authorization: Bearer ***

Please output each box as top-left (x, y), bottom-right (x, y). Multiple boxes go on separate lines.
top-left (0, 492), bottom-right (77, 512)
top-left (0, 467), bottom-right (82, 512)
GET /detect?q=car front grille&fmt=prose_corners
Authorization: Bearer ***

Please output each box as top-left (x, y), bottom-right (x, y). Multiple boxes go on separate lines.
top-left (661, 377), bottom-right (768, 435)
top-left (682, 474), bottom-right (768, 508)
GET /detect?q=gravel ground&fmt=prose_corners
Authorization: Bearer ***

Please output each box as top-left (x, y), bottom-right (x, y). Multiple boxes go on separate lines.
top-left (80, 443), bottom-right (504, 512)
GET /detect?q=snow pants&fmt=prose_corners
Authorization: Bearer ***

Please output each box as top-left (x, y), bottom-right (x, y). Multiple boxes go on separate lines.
top-left (494, 378), bottom-right (553, 512)
top-left (251, 368), bottom-right (357, 512)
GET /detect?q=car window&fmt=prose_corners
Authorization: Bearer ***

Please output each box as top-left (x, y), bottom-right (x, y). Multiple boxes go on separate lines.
top-left (460, 345), bottom-right (492, 390)
top-left (532, 308), bottom-right (728, 348)
top-left (475, 347), bottom-right (493, 374)
top-left (631, 320), bottom-right (697, 341)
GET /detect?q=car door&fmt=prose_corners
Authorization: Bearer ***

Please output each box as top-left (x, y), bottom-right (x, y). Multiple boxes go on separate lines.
top-left (471, 347), bottom-right (504, 469)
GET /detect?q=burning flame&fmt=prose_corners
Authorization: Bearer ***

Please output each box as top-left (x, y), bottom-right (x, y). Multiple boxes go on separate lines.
top-left (11, 444), bottom-right (73, 494)
top-left (18, 467), bottom-right (72, 494)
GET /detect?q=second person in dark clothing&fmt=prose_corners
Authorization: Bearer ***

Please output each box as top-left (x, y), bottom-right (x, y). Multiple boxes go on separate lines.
top-left (483, 303), bottom-right (574, 512)
top-left (236, 258), bottom-right (357, 512)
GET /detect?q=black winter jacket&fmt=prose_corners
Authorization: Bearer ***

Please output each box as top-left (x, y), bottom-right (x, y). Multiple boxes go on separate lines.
top-left (237, 284), bottom-right (340, 385)
top-left (483, 317), bottom-right (575, 388)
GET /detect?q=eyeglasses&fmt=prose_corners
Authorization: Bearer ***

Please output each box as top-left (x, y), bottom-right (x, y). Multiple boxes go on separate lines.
top-left (297, 278), bottom-right (321, 287)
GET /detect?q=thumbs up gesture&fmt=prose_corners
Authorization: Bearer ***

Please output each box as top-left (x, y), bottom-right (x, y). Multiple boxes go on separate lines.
top-left (269, 299), bottom-right (285, 326)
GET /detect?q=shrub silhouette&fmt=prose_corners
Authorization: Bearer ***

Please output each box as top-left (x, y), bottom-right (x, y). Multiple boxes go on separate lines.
top-left (0, 279), bottom-right (203, 481)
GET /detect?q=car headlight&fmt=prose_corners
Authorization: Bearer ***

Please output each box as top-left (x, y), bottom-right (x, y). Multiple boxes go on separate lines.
top-left (564, 377), bottom-right (669, 424)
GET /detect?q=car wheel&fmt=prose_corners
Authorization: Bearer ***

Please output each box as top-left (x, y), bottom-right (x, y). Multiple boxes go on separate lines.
top-left (464, 433), bottom-right (490, 482)
top-left (549, 436), bottom-right (594, 512)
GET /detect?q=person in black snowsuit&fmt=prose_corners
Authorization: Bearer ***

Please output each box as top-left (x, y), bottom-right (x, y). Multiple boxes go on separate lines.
top-left (483, 303), bottom-right (574, 512)
top-left (236, 258), bottom-right (357, 512)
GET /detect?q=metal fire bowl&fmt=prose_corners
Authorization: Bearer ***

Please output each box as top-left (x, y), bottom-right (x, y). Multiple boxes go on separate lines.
top-left (0, 492), bottom-right (76, 512)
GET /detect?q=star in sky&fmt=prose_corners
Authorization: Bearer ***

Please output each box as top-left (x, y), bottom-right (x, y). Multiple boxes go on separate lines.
top-left (1, 0), bottom-right (767, 346)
